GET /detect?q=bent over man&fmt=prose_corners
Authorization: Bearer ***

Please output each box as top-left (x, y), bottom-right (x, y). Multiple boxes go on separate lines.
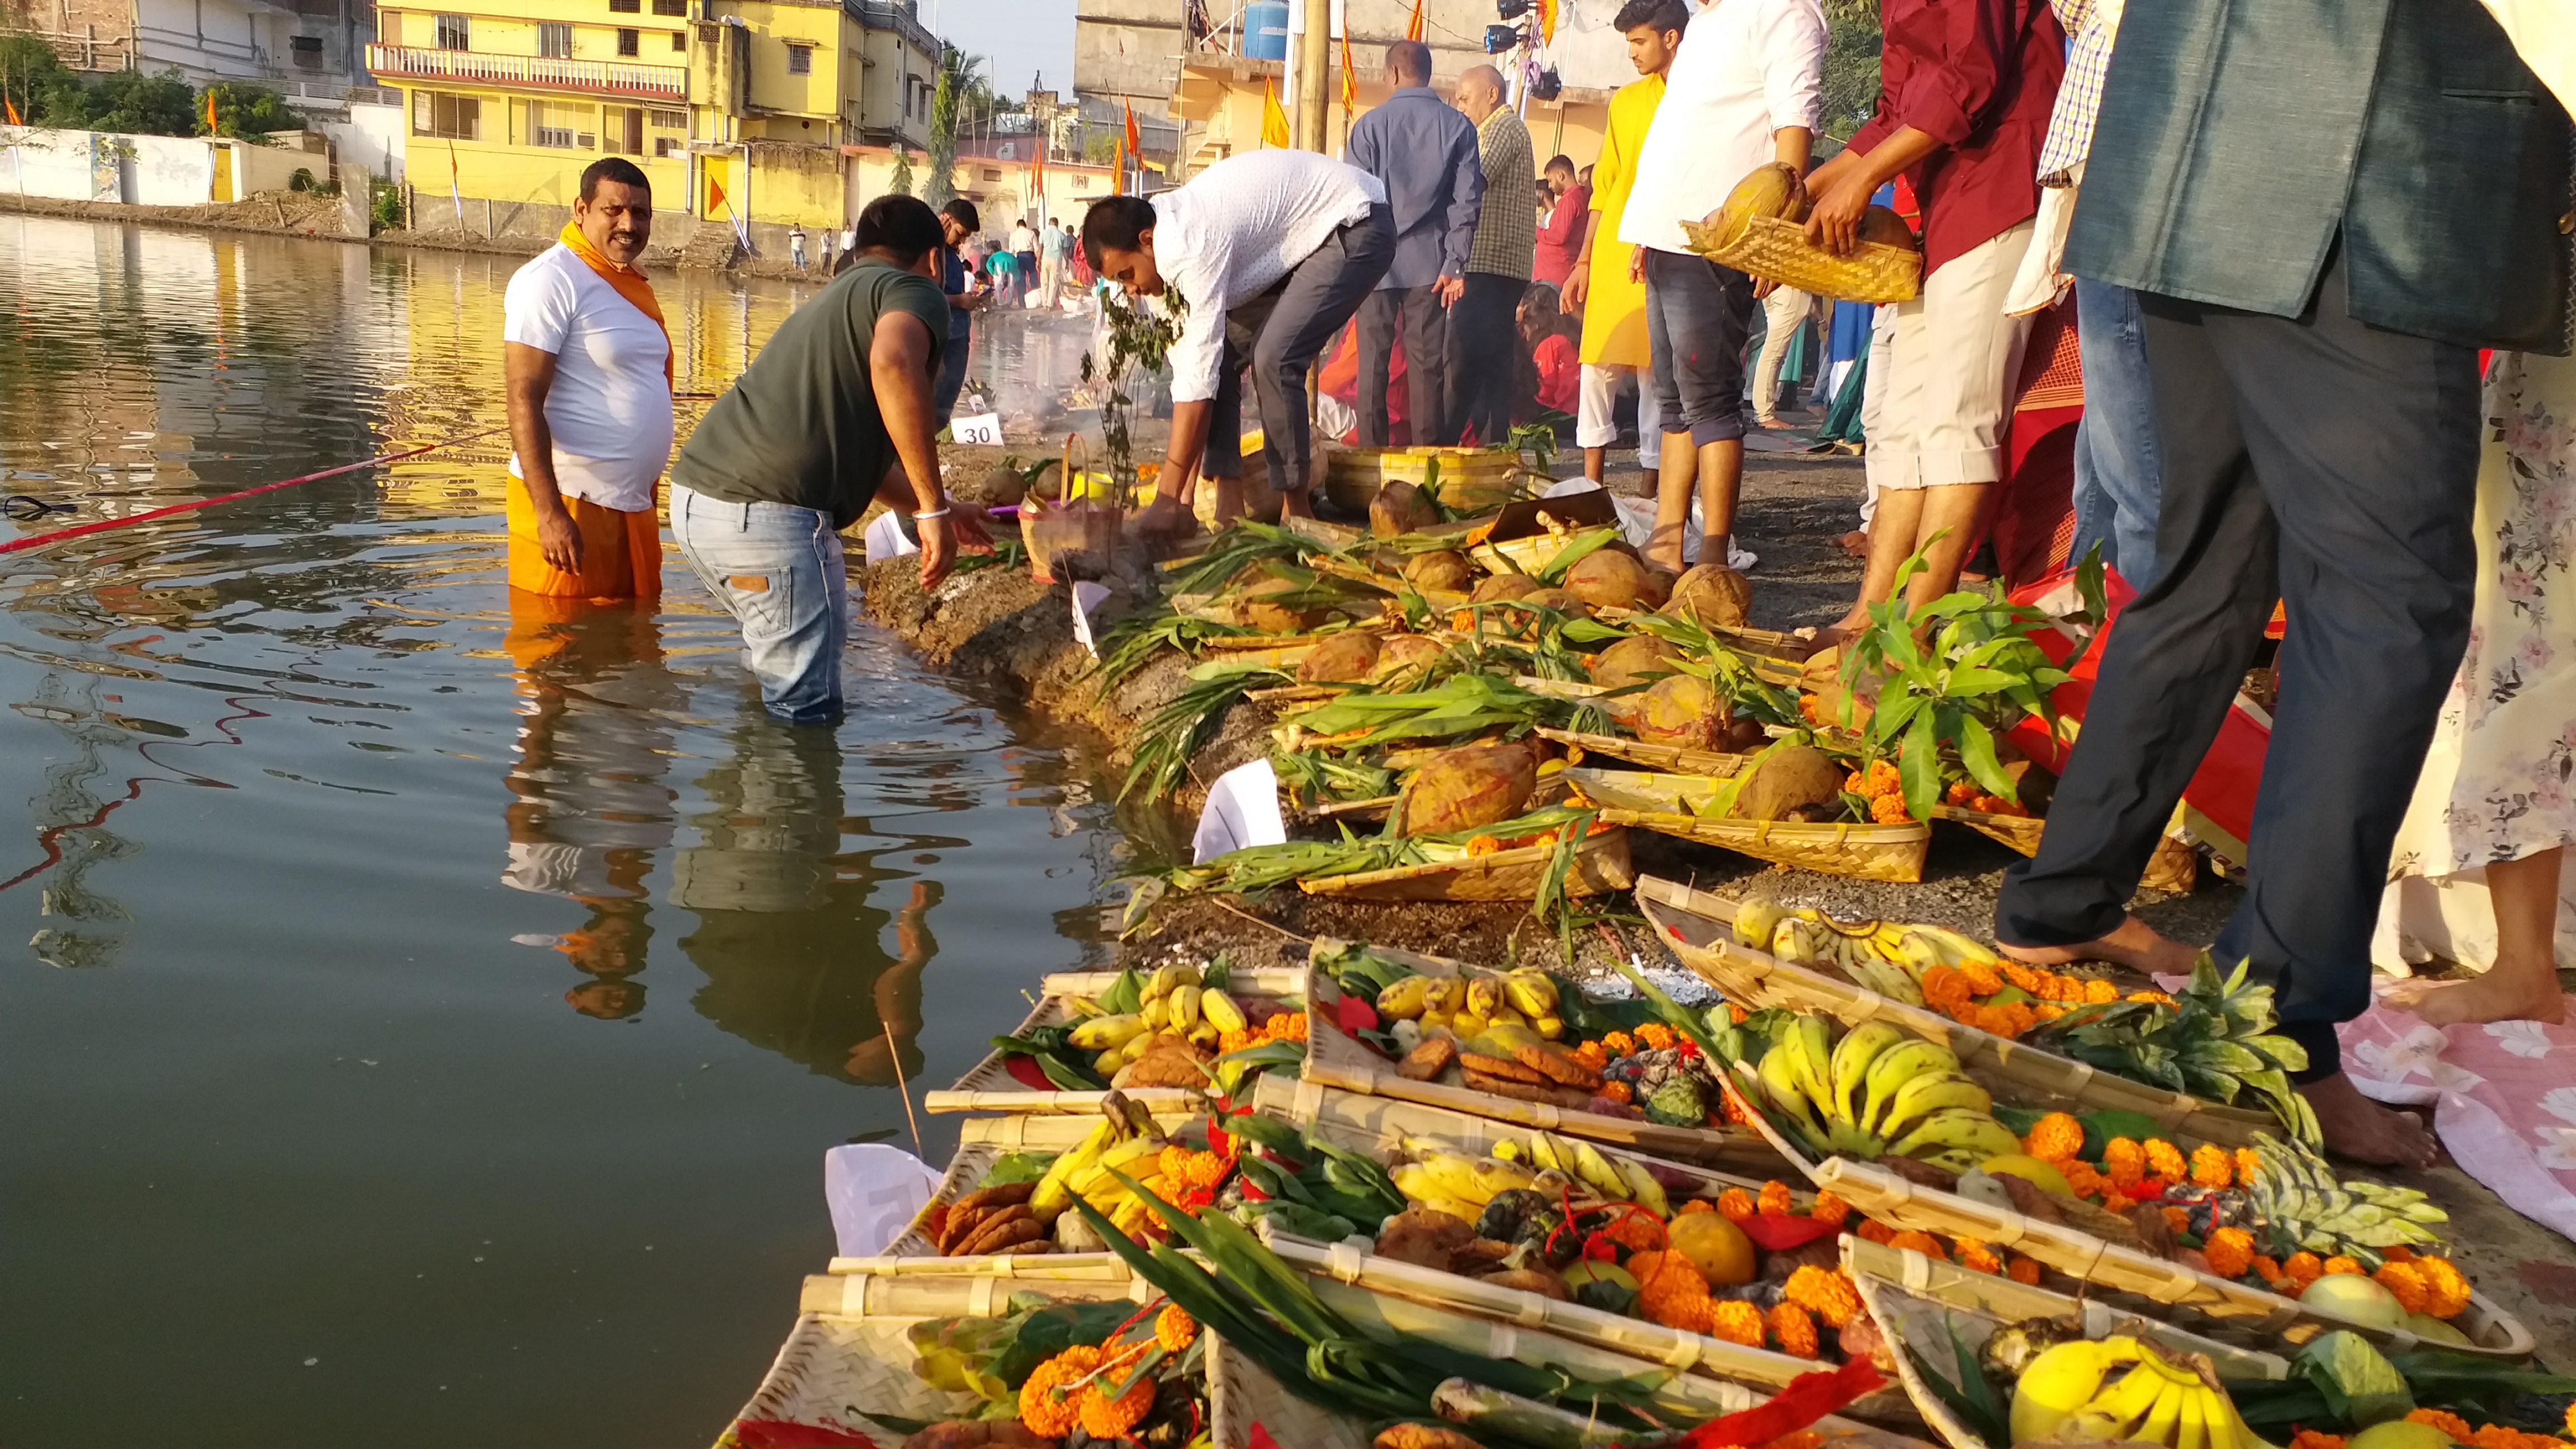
top-left (1085, 149), bottom-right (1395, 533)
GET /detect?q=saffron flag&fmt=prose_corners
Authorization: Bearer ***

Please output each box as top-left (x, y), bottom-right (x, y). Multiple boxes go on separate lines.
top-left (1406, 0), bottom-right (1424, 41)
top-left (202, 87), bottom-right (219, 135)
top-left (1123, 98), bottom-right (1139, 153)
top-left (1261, 77), bottom-right (1290, 148)
top-left (447, 137), bottom-right (463, 219)
top-left (1340, 24), bottom-right (1356, 111)
top-left (4, 93), bottom-right (20, 127)
top-left (1538, 0), bottom-right (1557, 42)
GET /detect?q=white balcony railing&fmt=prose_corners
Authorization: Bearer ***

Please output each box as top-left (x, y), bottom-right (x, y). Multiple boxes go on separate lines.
top-left (365, 44), bottom-right (686, 100)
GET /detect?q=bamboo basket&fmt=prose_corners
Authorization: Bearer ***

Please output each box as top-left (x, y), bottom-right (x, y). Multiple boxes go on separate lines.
top-left (1569, 768), bottom-right (1932, 882)
top-left (1683, 212), bottom-right (1922, 304)
top-left (875, 1110), bottom-right (1199, 1264)
top-left (1249, 1076), bottom-right (1919, 1420)
top-left (1021, 434), bottom-right (1126, 583)
top-left (1631, 874), bottom-right (2277, 1144)
top-left (1296, 824), bottom-right (1634, 901)
top-left (1299, 938), bottom-right (1783, 1169)
top-left (1323, 444), bottom-right (1527, 516)
top-left (1284, 514), bottom-right (1366, 551)
top-left (926, 967), bottom-right (1308, 1115)
top-left (1929, 803), bottom-right (2047, 856)
top-left (1538, 726), bottom-right (1751, 777)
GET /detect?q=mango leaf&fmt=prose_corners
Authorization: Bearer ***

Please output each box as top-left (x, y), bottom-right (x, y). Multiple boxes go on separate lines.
top-left (1956, 715), bottom-right (2016, 800)
top-left (1900, 708), bottom-right (1944, 824)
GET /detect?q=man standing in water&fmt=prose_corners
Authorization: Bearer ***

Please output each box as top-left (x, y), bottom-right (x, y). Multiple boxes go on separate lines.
top-left (1085, 148), bottom-right (1395, 533)
top-left (666, 195), bottom-right (978, 724)
top-left (501, 157), bottom-right (671, 604)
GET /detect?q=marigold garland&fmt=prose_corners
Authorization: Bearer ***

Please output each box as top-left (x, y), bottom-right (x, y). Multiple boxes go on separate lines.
top-left (2411, 1412), bottom-right (2475, 1442)
top-left (1156, 1303), bottom-right (1199, 1354)
top-left (2374, 1261), bottom-right (2430, 1315)
top-left (1019, 1344), bottom-right (1105, 1437)
top-left (1783, 1266), bottom-right (1862, 1328)
top-left (1710, 1299), bottom-right (1767, 1347)
top-left (1770, 1300), bottom-right (1821, 1357)
top-left (2418, 1256), bottom-right (2471, 1318)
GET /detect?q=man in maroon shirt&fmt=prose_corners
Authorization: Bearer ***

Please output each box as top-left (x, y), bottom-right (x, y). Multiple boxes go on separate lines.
top-left (1535, 154), bottom-right (1587, 288)
top-left (1803, 0), bottom-right (2064, 642)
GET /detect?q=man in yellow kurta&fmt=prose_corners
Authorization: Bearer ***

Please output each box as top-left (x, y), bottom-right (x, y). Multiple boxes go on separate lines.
top-left (1561, 0), bottom-right (1687, 488)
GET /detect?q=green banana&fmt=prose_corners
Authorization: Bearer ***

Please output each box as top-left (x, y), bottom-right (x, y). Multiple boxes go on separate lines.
top-left (1887, 1107), bottom-right (2023, 1162)
top-left (1860, 1039), bottom-right (1959, 1134)
top-left (1783, 1017), bottom-right (1836, 1112)
top-left (1877, 1071), bottom-right (1995, 1140)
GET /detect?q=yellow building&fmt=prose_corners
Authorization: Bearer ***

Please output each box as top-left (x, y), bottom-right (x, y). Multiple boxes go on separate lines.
top-left (368, 0), bottom-right (935, 253)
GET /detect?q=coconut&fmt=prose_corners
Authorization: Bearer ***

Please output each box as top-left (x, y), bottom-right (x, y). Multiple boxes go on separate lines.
top-left (1858, 204), bottom-right (1915, 249)
top-left (1234, 575), bottom-right (1329, 634)
top-left (1665, 564), bottom-right (1752, 628)
top-left (1470, 574), bottom-right (1540, 604)
top-left (1729, 744), bottom-right (1846, 821)
top-left (1371, 633), bottom-right (1448, 685)
top-left (1720, 715), bottom-right (1769, 753)
top-left (1637, 567), bottom-right (1677, 610)
top-left (1518, 587), bottom-right (1589, 617)
top-left (1632, 674), bottom-right (1721, 750)
top-left (1297, 631), bottom-right (1383, 684)
top-left (2300, 1273), bottom-right (2409, 1330)
top-left (1404, 549), bottom-right (1476, 594)
top-left (1588, 635), bottom-right (1681, 692)
top-left (1371, 480), bottom-right (1436, 537)
top-left (1394, 742), bottom-right (1537, 837)
top-left (2351, 1424), bottom-right (2457, 1449)
top-left (1564, 550), bottom-right (1654, 611)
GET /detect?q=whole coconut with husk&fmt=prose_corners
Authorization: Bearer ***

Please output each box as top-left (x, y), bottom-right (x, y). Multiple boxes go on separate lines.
top-left (1565, 550), bottom-right (1654, 612)
top-left (1589, 634), bottom-right (1681, 692)
top-left (1371, 480), bottom-right (1437, 537)
top-left (1633, 674), bottom-right (1721, 750)
top-left (950, 461), bottom-right (1029, 508)
top-left (1519, 587), bottom-right (1590, 618)
top-left (1297, 631), bottom-right (1383, 684)
top-left (1234, 574), bottom-right (1330, 634)
top-left (1721, 714), bottom-right (1770, 753)
top-left (1665, 564), bottom-right (1752, 628)
top-left (1471, 574), bottom-right (1540, 605)
top-left (1393, 741), bottom-right (1538, 837)
top-left (1405, 549), bottom-right (1476, 594)
top-left (1637, 567), bottom-right (1677, 610)
top-left (1372, 633), bottom-right (1448, 686)
top-left (1729, 744), bottom-right (1848, 822)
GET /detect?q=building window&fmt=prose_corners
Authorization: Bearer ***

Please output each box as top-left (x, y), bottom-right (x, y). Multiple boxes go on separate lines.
top-left (374, 8), bottom-right (394, 43)
top-left (670, 30), bottom-right (683, 49)
top-left (290, 33), bottom-right (324, 68)
top-left (606, 106), bottom-right (643, 154)
top-left (981, 166), bottom-right (1000, 181)
top-left (650, 0), bottom-right (685, 13)
top-left (650, 105), bottom-right (687, 156)
top-left (608, 0), bottom-right (638, 11)
top-left (537, 20), bottom-right (570, 56)
top-left (411, 90), bottom-right (479, 139)
top-left (615, 26), bottom-right (638, 55)
top-left (433, 11), bottom-right (467, 48)
top-left (533, 100), bottom-right (583, 148)
top-left (785, 42), bottom-right (811, 74)
top-left (1073, 174), bottom-right (1089, 190)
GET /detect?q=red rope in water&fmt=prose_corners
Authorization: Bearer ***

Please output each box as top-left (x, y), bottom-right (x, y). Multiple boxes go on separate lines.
top-left (0, 426), bottom-right (508, 558)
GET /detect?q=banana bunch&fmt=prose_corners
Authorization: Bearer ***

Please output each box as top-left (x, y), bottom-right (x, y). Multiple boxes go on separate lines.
top-left (1029, 1096), bottom-right (1173, 1235)
top-left (1375, 968), bottom-right (1565, 1040)
top-left (1752, 1019), bottom-right (2020, 1169)
top-left (1392, 1130), bottom-right (1670, 1221)
top-left (2241, 1133), bottom-right (2448, 1256)
top-left (1390, 1146), bottom-right (1541, 1223)
top-left (2011, 1334), bottom-right (2266, 1449)
top-left (1494, 1130), bottom-right (1671, 1215)
top-left (1082, 962), bottom-right (1248, 1067)
top-left (1736, 899), bottom-right (2012, 1010)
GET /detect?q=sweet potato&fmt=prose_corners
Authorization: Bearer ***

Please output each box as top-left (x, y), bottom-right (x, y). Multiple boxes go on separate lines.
top-left (1464, 1069), bottom-right (1592, 1109)
top-left (1397, 1036), bottom-right (1459, 1082)
top-left (1512, 1041), bottom-right (1604, 1091)
top-left (951, 1181), bottom-right (1036, 1216)
top-left (1459, 1050), bottom-right (1546, 1084)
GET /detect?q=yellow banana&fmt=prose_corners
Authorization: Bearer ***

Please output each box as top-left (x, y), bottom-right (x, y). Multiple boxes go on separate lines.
top-left (1527, 1133), bottom-right (1569, 1176)
top-left (1615, 1156), bottom-right (1671, 1217)
top-left (1029, 1118), bottom-right (1117, 1220)
top-left (1168, 983), bottom-right (1201, 1030)
top-left (1887, 1108), bottom-right (2023, 1162)
top-left (1908, 922), bottom-right (2001, 968)
top-left (1391, 1164), bottom-right (1443, 1204)
top-left (1502, 970), bottom-right (1559, 1017)
top-left (1877, 1072), bottom-right (1995, 1140)
top-left (1569, 1139), bottom-right (1632, 1201)
top-left (1188, 1021), bottom-right (1220, 1046)
top-left (1772, 915), bottom-right (1832, 968)
top-left (1488, 1006), bottom-right (1531, 1030)
top-left (1828, 1021), bottom-right (1906, 1127)
top-left (1469, 1157), bottom-right (1538, 1201)
top-left (1140, 996), bottom-right (1169, 1031)
top-left (1477, 1021), bottom-right (1544, 1054)
top-left (1376, 977), bottom-right (1433, 1021)
top-left (2136, 1379), bottom-right (2190, 1448)
top-left (1735, 897), bottom-right (1790, 951)
top-left (1415, 1152), bottom-right (1493, 1204)
top-left (1783, 1017), bottom-right (1836, 1111)
top-left (2088, 1362), bottom-right (2176, 1440)
top-left (1451, 1012), bottom-right (1489, 1040)
top-left (2172, 1381), bottom-right (2208, 1449)
top-left (1143, 964), bottom-right (1184, 1002)
top-left (1464, 974), bottom-right (1504, 1020)
top-left (1434, 977), bottom-right (1470, 1014)
top-left (1861, 1039), bottom-right (1960, 1134)
top-left (1093, 1043), bottom-right (1132, 1074)
top-left (1759, 1046), bottom-right (1822, 1137)
top-left (2010, 1340), bottom-right (2127, 1445)
top-left (1201, 990), bottom-right (1248, 1034)
top-left (1533, 1014), bottom-right (1565, 1039)
top-left (1068, 1013), bottom-right (1149, 1052)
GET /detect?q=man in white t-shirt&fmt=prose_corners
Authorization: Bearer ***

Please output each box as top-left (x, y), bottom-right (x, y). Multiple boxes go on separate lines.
top-left (502, 157), bottom-right (674, 601)
top-left (1620, 0), bottom-right (1826, 573)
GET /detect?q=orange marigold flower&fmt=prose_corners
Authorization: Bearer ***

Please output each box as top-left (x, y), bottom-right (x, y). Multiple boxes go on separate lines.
top-left (2417, 1256), bottom-right (2471, 1318)
top-left (1019, 1344), bottom-right (1104, 1437)
top-left (2143, 1139), bottom-right (2189, 1180)
top-left (1959, 960), bottom-right (2006, 996)
top-left (1763, 1433), bottom-right (1826, 1449)
top-left (1721, 1089), bottom-right (1754, 1125)
top-left (2566, 1405), bottom-right (2576, 1443)
top-left (1264, 1012), bottom-right (1309, 1042)
top-left (1784, 1265), bottom-right (1863, 1328)
top-left (1218, 1028), bottom-right (1252, 1053)
top-left (1921, 964), bottom-right (1966, 1005)
top-left (2252, 1256), bottom-right (2285, 1286)
top-left (1871, 793), bottom-right (1914, 824)
top-left (1466, 835), bottom-right (1506, 857)
top-left (1855, 1218), bottom-right (1896, 1244)
top-left (1573, 1041), bottom-right (1611, 1071)
top-left (1630, 1249), bottom-right (1715, 1333)
top-left (2059, 1160), bottom-right (2106, 1200)
top-left (2381, 1244), bottom-right (2416, 1263)
top-left (1710, 1299), bottom-right (1767, 1347)
top-left (2083, 977), bottom-right (2122, 1003)
top-left (1771, 1301), bottom-right (1821, 1358)
top-left (1887, 1230), bottom-right (1944, 1256)
top-left (1601, 1030), bottom-right (1636, 1058)
top-left (2322, 1256), bottom-right (2363, 1277)
top-left (1955, 1239), bottom-right (2003, 1275)
top-left (2103, 1138), bottom-right (2146, 1188)
top-left (1078, 1355), bottom-right (1158, 1439)
top-left (2101, 1191), bottom-right (2137, 1214)
top-left (1730, 1003), bottom-right (1750, 1024)
top-left (2007, 1256), bottom-right (2043, 1285)
top-left (2410, 1412), bottom-right (2475, 1442)
top-left (1636, 1022), bottom-right (1677, 1050)
top-left (2034, 1003), bottom-right (2070, 1022)
top-left (2025, 1112), bottom-right (2085, 1163)
top-left (2205, 1226), bottom-right (2256, 1280)
top-left (1718, 1187), bottom-right (1757, 1223)
top-left (1600, 1081), bottom-right (1634, 1104)
top-left (2162, 1206), bottom-right (2194, 1235)
top-left (2128, 990), bottom-right (2177, 1005)
top-left (2235, 1147), bottom-right (2264, 1186)
top-left (1977, 1003), bottom-right (2030, 1039)
top-left (1947, 779), bottom-right (1980, 805)
top-left (1679, 1199), bottom-right (1716, 1216)
top-left (1759, 1180), bottom-right (1797, 1217)
top-left (2375, 1261), bottom-right (2431, 1316)
top-left (1156, 1303), bottom-right (1199, 1353)
top-left (1810, 1191), bottom-right (1850, 1228)
top-left (2290, 1432), bottom-right (2348, 1449)
top-left (2284, 1252), bottom-right (2324, 1287)
top-left (2190, 1144), bottom-right (2236, 1189)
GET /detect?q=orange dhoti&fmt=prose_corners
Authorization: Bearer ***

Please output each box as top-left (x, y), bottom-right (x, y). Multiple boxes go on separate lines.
top-left (505, 480), bottom-right (664, 602)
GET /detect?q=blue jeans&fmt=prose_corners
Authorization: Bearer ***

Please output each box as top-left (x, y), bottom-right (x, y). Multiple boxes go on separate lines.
top-left (1641, 248), bottom-right (1754, 447)
top-left (935, 324), bottom-right (972, 420)
top-left (2068, 277), bottom-right (2164, 589)
top-left (670, 486), bottom-right (850, 725)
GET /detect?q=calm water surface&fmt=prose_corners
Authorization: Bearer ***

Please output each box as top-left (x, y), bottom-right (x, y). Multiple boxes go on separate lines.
top-left (0, 217), bottom-right (1134, 1446)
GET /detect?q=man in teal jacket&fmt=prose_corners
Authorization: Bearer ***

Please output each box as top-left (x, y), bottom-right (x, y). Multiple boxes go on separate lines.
top-left (1993, 0), bottom-right (2569, 1167)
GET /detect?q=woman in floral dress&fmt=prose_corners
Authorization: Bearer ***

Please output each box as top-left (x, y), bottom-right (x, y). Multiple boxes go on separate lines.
top-left (2379, 351), bottom-right (2576, 1026)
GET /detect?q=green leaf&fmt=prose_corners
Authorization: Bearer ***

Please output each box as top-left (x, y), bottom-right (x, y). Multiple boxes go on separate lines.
top-left (1900, 709), bottom-right (1944, 823)
top-left (1099, 968), bottom-right (1145, 1016)
top-left (1956, 715), bottom-right (2016, 800)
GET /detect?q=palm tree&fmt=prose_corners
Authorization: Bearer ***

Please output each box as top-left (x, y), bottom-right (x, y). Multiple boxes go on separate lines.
top-left (924, 42), bottom-right (987, 208)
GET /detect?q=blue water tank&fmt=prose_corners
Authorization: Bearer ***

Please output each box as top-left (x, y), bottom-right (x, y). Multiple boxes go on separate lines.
top-left (1243, 2), bottom-right (1290, 59)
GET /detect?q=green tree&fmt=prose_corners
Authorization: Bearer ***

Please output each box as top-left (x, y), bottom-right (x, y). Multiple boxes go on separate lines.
top-left (0, 36), bottom-right (96, 126)
top-left (205, 80), bottom-right (301, 139)
top-left (1819, 0), bottom-right (1882, 143)
top-left (83, 68), bottom-right (198, 136)
top-left (887, 143), bottom-right (914, 196)
top-left (925, 42), bottom-right (986, 208)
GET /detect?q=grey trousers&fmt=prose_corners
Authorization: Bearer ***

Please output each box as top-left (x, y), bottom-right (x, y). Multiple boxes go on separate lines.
top-left (1357, 281), bottom-right (1453, 447)
top-left (1448, 271), bottom-right (1524, 446)
top-left (1206, 203), bottom-right (1396, 495)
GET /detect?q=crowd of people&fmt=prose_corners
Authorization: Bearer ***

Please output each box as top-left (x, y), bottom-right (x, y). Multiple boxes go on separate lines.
top-left (496, 0), bottom-right (2574, 1169)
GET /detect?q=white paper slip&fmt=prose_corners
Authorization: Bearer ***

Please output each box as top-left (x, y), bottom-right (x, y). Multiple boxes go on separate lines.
top-left (1191, 757), bottom-right (1286, 864)
top-left (949, 412), bottom-right (1004, 445)
top-left (861, 510), bottom-right (920, 562)
top-left (1069, 579), bottom-right (1110, 658)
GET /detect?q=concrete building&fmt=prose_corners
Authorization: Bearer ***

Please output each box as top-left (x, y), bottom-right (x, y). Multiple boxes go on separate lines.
top-left (18, 0), bottom-right (381, 93)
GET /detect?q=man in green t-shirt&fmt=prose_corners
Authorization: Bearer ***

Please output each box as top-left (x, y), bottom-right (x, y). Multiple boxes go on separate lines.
top-left (670, 193), bottom-right (975, 725)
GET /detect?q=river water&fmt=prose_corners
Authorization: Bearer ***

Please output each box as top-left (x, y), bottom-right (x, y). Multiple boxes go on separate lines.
top-left (0, 216), bottom-right (1131, 1446)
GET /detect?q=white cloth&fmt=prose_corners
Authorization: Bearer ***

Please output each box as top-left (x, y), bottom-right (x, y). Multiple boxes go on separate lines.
top-left (823, 1145), bottom-right (942, 1258)
top-left (1858, 307), bottom-right (1894, 525)
top-left (1618, 0), bottom-right (1827, 256)
top-left (1864, 221), bottom-right (2035, 493)
top-left (501, 243), bottom-right (673, 513)
top-left (1010, 223), bottom-right (1035, 254)
top-left (1575, 362), bottom-right (1663, 451)
top-left (1150, 149), bottom-right (1388, 402)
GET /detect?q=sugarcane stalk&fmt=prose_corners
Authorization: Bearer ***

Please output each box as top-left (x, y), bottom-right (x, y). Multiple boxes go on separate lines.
top-left (1431, 1380), bottom-right (1680, 1449)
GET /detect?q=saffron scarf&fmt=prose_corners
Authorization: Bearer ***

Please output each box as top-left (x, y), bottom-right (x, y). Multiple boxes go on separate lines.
top-left (556, 219), bottom-right (672, 387)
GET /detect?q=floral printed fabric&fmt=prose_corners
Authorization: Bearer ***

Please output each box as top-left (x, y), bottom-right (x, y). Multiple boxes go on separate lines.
top-left (2375, 351), bottom-right (2576, 974)
top-left (2341, 989), bottom-right (2576, 1246)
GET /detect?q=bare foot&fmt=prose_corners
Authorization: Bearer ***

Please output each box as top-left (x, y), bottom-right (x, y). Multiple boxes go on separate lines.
top-left (2299, 1070), bottom-right (2438, 1169)
top-left (1755, 416), bottom-right (1796, 431)
top-left (2383, 967), bottom-right (2568, 1029)
top-left (1835, 529), bottom-right (1870, 558)
top-left (1802, 610), bottom-right (1869, 656)
top-left (1278, 487), bottom-right (1317, 522)
top-left (1133, 496), bottom-right (1195, 538)
top-left (1999, 914), bottom-right (2200, 976)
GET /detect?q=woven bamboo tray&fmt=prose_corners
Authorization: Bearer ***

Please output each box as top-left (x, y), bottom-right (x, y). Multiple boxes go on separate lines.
top-left (1632, 875), bottom-right (2276, 1145)
top-left (926, 967), bottom-right (1307, 1115)
top-left (1250, 1076), bottom-right (1917, 1419)
top-left (876, 1110), bottom-right (1200, 1264)
top-left (1928, 803), bottom-right (2046, 855)
top-left (1300, 937), bottom-right (1783, 1169)
top-left (1540, 726), bottom-right (1753, 777)
top-left (1296, 825), bottom-right (1634, 901)
top-left (1568, 767), bottom-right (1931, 882)
top-left (1684, 212), bottom-right (1922, 304)
top-left (1324, 444), bottom-right (1526, 515)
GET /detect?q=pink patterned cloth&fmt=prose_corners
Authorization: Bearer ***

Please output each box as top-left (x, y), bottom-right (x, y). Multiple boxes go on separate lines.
top-left (2338, 986), bottom-right (2576, 1246)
